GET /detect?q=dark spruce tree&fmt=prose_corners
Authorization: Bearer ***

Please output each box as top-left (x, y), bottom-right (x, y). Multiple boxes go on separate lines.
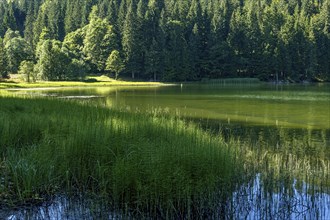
top-left (0, 0), bottom-right (328, 81)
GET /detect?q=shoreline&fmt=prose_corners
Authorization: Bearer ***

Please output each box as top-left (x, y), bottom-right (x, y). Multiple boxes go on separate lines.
top-left (0, 80), bottom-right (175, 90)
top-left (1, 77), bottom-right (329, 90)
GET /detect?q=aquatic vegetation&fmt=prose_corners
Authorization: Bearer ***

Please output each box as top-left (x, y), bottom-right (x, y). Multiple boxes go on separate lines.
top-left (1, 84), bottom-right (329, 218)
top-left (201, 119), bottom-right (330, 189)
top-left (0, 97), bottom-right (240, 217)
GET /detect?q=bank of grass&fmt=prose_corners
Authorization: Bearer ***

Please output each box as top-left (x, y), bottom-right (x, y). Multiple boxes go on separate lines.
top-left (0, 75), bottom-right (164, 89)
top-left (0, 97), bottom-right (241, 217)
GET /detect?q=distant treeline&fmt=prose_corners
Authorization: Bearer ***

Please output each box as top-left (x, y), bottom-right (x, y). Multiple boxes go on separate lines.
top-left (0, 0), bottom-right (329, 82)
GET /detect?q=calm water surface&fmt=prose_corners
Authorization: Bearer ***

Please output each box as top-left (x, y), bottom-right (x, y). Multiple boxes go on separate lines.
top-left (9, 83), bottom-right (330, 129)
top-left (9, 83), bottom-right (330, 146)
top-left (3, 83), bottom-right (330, 219)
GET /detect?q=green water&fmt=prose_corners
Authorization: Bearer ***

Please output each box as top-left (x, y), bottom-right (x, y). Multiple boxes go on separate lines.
top-left (3, 83), bottom-right (330, 218)
top-left (7, 83), bottom-right (330, 157)
top-left (10, 83), bottom-right (330, 129)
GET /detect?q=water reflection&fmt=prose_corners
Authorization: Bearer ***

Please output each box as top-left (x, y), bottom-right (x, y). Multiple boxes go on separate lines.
top-left (229, 174), bottom-right (330, 220)
top-left (6, 83), bottom-right (330, 129)
top-left (3, 175), bottom-right (329, 219)
top-left (2, 196), bottom-right (120, 220)
top-left (199, 119), bottom-right (330, 159)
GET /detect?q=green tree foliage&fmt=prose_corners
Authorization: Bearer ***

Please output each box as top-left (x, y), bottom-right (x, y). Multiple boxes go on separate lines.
top-left (83, 6), bottom-right (118, 72)
top-left (164, 20), bottom-right (189, 81)
top-left (24, 0), bottom-right (42, 47)
top-left (64, 0), bottom-right (85, 34)
top-left (1, 2), bottom-right (17, 33)
top-left (122, 1), bottom-right (144, 79)
top-left (35, 39), bottom-right (70, 80)
top-left (18, 60), bottom-right (36, 82)
top-left (35, 27), bottom-right (51, 59)
top-left (145, 37), bottom-right (163, 81)
top-left (67, 58), bottom-right (88, 80)
top-left (0, 0), bottom-right (329, 81)
top-left (32, 0), bottom-right (66, 48)
top-left (63, 28), bottom-right (85, 60)
top-left (313, 0), bottom-right (330, 78)
top-left (3, 29), bottom-right (33, 73)
top-left (106, 49), bottom-right (124, 79)
top-left (0, 37), bottom-right (8, 78)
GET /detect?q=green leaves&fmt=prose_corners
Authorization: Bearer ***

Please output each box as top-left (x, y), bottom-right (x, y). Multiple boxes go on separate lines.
top-left (83, 6), bottom-right (118, 72)
top-left (106, 50), bottom-right (124, 79)
top-left (18, 60), bottom-right (35, 82)
top-left (63, 28), bottom-right (85, 60)
top-left (122, 1), bottom-right (143, 78)
top-left (0, 0), bottom-right (329, 81)
top-left (36, 39), bottom-right (70, 80)
top-left (0, 37), bottom-right (8, 78)
top-left (3, 29), bottom-right (33, 73)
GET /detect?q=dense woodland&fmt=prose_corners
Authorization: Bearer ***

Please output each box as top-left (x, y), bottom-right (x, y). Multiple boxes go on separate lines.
top-left (0, 0), bottom-right (329, 82)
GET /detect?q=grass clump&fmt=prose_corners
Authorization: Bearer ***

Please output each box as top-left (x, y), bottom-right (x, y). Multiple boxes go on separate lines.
top-left (0, 97), bottom-right (240, 218)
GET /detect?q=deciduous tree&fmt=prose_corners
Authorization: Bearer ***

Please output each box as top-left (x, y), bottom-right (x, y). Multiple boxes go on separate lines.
top-left (106, 50), bottom-right (124, 79)
top-left (83, 6), bottom-right (118, 72)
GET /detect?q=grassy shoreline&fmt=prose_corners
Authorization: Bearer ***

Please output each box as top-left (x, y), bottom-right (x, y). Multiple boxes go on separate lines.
top-left (0, 75), bottom-right (169, 89)
top-left (0, 81), bottom-right (166, 89)
top-left (0, 96), bottom-right (241, 217)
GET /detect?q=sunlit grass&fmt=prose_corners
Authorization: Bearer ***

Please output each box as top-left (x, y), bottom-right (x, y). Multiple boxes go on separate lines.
top-left (0, 74), bottom-right (165, 89)
top-left (0, 96), bottom-right (240, 217)
top-left (0, 81), bottom-right (163, 89)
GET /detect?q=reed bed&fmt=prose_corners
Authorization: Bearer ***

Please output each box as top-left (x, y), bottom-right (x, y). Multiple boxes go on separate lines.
top-left (0, 97), bottom-right (240, 218)
top-left (1, 93), bottom-right (329, 218)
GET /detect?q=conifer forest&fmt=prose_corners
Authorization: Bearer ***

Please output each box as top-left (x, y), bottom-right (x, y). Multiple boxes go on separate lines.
top-left (0, 0), bottom-right (329, 82)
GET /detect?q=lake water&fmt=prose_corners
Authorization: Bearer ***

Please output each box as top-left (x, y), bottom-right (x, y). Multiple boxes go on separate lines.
top-left (3, 83), bottom-right (330, 219)
top-left (9, 83), bottom-right (330, 129)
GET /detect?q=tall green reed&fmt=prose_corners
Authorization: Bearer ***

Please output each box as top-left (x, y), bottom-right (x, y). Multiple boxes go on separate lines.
top-left (0, 97), bottom-right (241, 217)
